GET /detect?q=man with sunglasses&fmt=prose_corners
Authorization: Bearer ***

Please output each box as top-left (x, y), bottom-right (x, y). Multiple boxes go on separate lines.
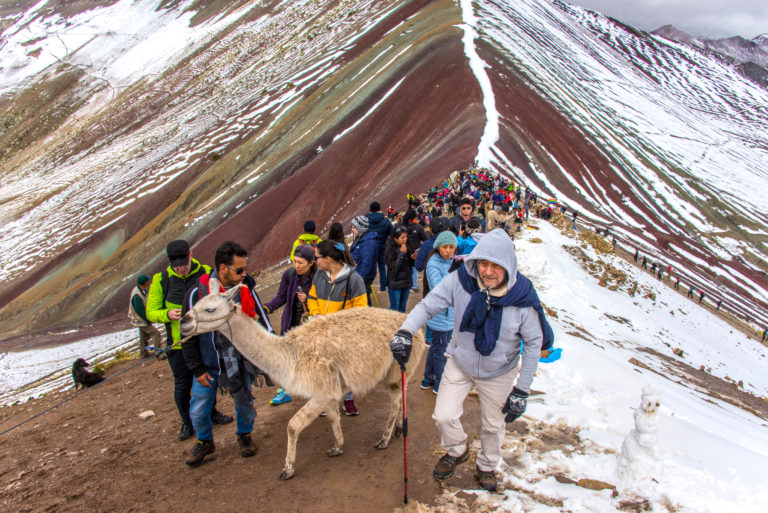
top-left (147, 240), bottom-right (233, 441)
top-left (181, 241), bottom-right (273, 467)
top-left (449, 197), bottom-right (483, 236)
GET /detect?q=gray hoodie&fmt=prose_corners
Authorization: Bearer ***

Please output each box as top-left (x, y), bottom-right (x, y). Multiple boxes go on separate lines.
top-left (400, 229), bottom-right (543, 392)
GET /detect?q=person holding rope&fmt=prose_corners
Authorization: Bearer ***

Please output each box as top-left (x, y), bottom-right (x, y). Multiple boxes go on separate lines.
top-left (389, 229), bottom-right (554, 492)
top-left (181, 241), bottom-right (274, 466)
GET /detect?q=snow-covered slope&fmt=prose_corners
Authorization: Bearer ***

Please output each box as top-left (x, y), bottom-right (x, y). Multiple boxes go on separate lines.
top-left (0, 0), bottom-right (766, 341)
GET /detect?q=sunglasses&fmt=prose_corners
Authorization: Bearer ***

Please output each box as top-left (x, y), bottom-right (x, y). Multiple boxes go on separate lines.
top-left (225, 264), bottom-right (247, 274)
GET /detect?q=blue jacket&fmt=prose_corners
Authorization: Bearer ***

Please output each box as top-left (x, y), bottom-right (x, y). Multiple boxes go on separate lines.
top-left (366, 212), bottom-right (393, 251)
top-left (415, 235), bottom-right (436, 272)
top-left (457, 235), bottom-right (477, 255)
top-left (181, 273), bottom-right (273, 378)
top-left (425, 255), bottom-right (454, 331)
top-left (350, 230), bottom-right (379, 283)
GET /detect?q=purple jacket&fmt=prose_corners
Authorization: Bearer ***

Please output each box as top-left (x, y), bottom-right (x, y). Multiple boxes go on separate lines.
top-left (264, 267), bottom-right (314, 333)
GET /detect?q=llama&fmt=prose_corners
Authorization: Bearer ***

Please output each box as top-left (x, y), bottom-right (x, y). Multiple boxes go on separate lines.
top-left (485, 209), bottom-right (515, 232)
top-left (180, 285), bottom-right (426, 480)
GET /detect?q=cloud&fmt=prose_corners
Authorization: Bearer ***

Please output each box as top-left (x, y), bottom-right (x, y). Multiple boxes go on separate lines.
top-left (566, 0), bottom-right (768, 39)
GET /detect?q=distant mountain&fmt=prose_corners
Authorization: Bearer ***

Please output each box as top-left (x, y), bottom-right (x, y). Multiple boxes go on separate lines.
top-left (653, 25), bottom-right (768, 86)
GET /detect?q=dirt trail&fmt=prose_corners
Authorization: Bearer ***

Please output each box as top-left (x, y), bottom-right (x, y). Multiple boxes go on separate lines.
top-left (0, 273), bottom-right (493, 512)
top-left (0, 345), bottom-right (490, 512)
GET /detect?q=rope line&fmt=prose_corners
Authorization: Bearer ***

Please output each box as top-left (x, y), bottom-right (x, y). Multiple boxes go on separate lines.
top-left (0, 355), bottom-right (157, 437)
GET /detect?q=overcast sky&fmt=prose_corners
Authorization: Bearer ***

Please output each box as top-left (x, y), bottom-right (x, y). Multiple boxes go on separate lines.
top-left (566, 1), bottom-right (768, 39)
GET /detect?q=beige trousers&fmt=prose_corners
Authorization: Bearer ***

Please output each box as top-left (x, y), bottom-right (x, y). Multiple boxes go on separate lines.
top-left (432, 357), bottom-right (519, 471)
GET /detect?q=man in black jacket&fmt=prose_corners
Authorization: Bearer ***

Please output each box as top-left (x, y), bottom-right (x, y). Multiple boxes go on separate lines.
top-left (449, 197), bottom-right (482, 236)
top-left (403, 209), bottom-right (428, 291)
top-left (181, 241), bottom-right (274, 467)
top-left (365, 201), bottom-right (393, 292)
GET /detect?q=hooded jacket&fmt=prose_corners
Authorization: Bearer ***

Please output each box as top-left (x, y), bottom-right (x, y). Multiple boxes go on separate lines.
top-left (366, 211), bottom-right (393, 251)
top-left (307, 264), bottom-right (367, 316)
top-left (400, 229), bottom-right (550, 392)
top-left (350, 229), bottom-right (379, 283)
top-left (425, 254), bottom-right (455, 332)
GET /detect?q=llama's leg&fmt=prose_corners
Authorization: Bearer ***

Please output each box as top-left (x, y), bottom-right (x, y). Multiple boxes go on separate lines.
top-left (281, 398), bottom-right (326, 480)
top-left (324, 399), bottom-right (344, 457)
top-left (376, 374), bottom-right (403, 450)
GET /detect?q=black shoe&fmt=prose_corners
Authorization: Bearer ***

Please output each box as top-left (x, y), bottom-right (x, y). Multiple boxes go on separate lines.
top-left (178, 422), bottom-right (194, 441)
top-left (433, 445), bottom-right (469, 480)
top-left (185, 439), bottom-right (215, 467)
top-left (237, 433), bottom-right (257, 458)
top-left (211, 410), bottom-right (233, 425)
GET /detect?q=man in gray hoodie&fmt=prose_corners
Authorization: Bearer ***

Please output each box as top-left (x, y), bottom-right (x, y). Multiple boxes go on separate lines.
top-left (390, 229), bottom-right (553, 491)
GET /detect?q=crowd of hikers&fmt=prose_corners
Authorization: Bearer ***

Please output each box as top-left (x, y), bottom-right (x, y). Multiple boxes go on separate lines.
top-left (125, 166), bottom-right (758, 492)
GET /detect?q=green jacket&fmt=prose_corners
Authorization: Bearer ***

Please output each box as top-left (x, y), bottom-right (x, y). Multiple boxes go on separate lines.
top-left (146, 259), bottom-right (210, 349)
top-left (290, 234), bottom-right (322, 261)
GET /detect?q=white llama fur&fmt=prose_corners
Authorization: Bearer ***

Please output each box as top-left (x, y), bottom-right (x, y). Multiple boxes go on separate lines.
top-left (180, 285), bottom-right (426, 480)
top-left (485, 209), bottom-right (515, 232)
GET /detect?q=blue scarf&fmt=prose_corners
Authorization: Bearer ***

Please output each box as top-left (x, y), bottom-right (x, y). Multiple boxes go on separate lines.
top-left (457, 265), bottom-right (554, 356)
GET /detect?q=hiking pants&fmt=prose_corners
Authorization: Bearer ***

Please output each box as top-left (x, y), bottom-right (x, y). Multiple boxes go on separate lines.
top-left (423, 330), bottom-right (451, 392)
top-left (167, 349), bottom-right (194, 426)
top-left (377, 252), bottom-right (387, 290)
top-left (138, 325), bottom-right (161, 355)
top-left (190, 372), bottom-right (254, 441)
top-left (433, 357), bottom-right (519, 472)
top-left (387, 287), bottom-right (410, 313)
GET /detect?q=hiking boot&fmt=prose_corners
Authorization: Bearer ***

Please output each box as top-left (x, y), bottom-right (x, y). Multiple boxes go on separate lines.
top-left (343, 399), bottom-right (359, 416)
top-left (475, 466), bottom-right (498, 492)
top-left (420, 378), bottom-right (434, 390)
top-left (211, 410), bottom-right (233, 425)
top-left (185, 439), bottom-right (215, 467)
top-left (237, 433), bottom-right (257, 458)
top-left (270, 388), bottom-right (292, 406)
top-left (433, 445), bottom-right (469, 480)
top-left (178, 422), bottom-right (194, 441)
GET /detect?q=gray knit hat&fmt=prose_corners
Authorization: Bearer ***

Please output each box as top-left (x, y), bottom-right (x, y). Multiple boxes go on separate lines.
top-left (351, 215), bottom-right (369, 234)
top-left (434, 230), bottom-right (458, 249)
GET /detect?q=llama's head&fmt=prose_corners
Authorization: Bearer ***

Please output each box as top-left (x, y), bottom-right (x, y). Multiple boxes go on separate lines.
top-left (180, 284), bottom-right (243, 336)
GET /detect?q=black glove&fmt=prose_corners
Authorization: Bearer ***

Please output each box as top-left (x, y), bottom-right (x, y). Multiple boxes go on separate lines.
top-left (501, 387), bottom-right (529, 423)
top-left (389, 330), bottom-right (413, 371)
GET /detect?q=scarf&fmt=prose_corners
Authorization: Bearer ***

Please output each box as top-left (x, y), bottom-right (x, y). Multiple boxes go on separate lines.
top-left (457, 265), bottom-right (554, 356)
top-left (201, 272), bottom-right (259, 394)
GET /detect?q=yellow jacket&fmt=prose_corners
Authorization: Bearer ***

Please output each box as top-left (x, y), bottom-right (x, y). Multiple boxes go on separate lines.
top-left (307, 265), bottom-right (367, 316)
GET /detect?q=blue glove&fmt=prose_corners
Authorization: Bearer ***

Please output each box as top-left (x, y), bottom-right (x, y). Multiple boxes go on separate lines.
top-left (540, 348), bottom-right (562, 363)
top-left (520, 341), bottom-right (562, 363)
top-left (501, 387), bottom-right (528, 423)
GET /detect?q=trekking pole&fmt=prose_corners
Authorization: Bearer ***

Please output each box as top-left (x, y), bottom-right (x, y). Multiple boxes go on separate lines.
top-left (401, 370), bottom-right (408, 504)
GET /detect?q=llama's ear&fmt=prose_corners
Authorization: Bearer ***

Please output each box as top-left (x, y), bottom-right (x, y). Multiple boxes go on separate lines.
top-left (209, 277), bottom-right (221, 295)
top-left (224, 284), bottom-right (242, 305)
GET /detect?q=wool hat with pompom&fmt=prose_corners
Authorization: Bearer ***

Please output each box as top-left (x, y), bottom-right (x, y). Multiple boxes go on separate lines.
top-left (351, 215), bottom-right (369, 234)
top-left (434, 231), bottom-right (458, 249)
